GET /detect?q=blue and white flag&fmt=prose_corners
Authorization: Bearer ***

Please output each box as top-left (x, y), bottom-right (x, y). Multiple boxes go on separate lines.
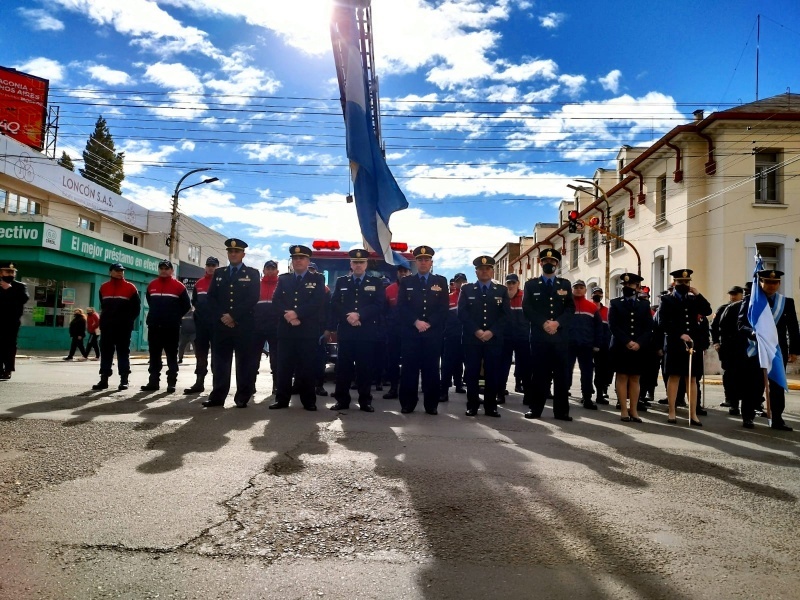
top-left (337, 7), bottom-right (408, 264)
top-left (748, 255), bottom-right (788, 390)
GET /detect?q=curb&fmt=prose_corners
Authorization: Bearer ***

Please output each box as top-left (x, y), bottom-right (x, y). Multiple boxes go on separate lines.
top-left (704, 378), bottom-right (800, 391)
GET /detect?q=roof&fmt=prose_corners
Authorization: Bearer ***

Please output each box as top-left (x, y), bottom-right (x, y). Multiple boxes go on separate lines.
top-left (722, 93), bottom-right (800, 114)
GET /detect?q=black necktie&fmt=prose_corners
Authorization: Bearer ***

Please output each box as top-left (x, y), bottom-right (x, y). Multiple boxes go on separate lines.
top-left (420, 276), bottom-right (426, 285)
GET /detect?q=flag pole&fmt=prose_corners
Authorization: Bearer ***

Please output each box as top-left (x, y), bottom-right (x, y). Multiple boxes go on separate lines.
top-left (762, 368), bottom-right (772, 426)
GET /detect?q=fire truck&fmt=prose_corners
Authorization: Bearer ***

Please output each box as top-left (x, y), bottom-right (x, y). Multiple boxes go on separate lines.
top-left (302, 240), bottom-right (415, 366)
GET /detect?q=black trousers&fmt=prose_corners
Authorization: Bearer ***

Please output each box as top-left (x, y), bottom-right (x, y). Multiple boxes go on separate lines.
top-left (721, 357), bottom-right (746, 410)
top-left (193, 321), bottom-right (213, 377)
top-left (67, 336), bottom-right (87, 359)
top-left (85, 333), bottom-right (100, 359)
top-left (639, 351), bottom-right (662, 399)
top-left (252, 327), bottom-right (278, 390)
top-left (384, 327), bottom-right (402, 389)
top-left (440, 333), bottom-right (464, 390)
top-left (500, 337), bottom-right (531, 391)
top-left (399, 333), bottom-right (442, 412)
top-left (464, 342), bottom-right (502, 412)
top-left (147, 325), bottom-right (180, 383)
top-left (178, 333), bottom-right (194, 361)
top-left (568, 343), bottom-right (595, 400)
top-left (99, 327), bottom-right (132, 377)
top-left (208, 324), bottom-right (256, 405)
top-left (0, 323), bottom-right (21, 373)
top-left (525, 336), bottom-right (570, 417)
top-left (334, 339), bottom-right (375, 407)
top-left (593, 349), bottom-right (612, 396)
top-left (742, 357), bottom-right (787, 425)
top-left (275, 336), bottom-right (317, 408)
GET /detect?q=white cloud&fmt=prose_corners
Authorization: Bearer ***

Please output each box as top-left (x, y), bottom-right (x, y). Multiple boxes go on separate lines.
top-left (558, 74), bottom-right (586, 97)
top-left (494, 59), bottom-right (558, 83)
top-left (119, 140), bottom-right (181, 175)
top-left (416, 111), bottom-right (487, 137)
top-left (17, 8), bottom-right (65, 31)
top-left (13, 57), bottom-right (65, 83)
top-left (205, 65), bottom-right (281, 98)
top-left (598, 69), bottom-right (622, 94)
top-left (239, 143), bottom-right (296, 161)
top-left (403, 163), bottom-right (573, 199)
top-left (143, 62), bottom-right (203, 92)
top-left (181, 141), bottom-right (196, 151)
top-left (87, 64), bottom-right (132, 85)
top-left (383, 93), bottom-right (440, 112)
top-left (538, 12), bottom-right (565, 29)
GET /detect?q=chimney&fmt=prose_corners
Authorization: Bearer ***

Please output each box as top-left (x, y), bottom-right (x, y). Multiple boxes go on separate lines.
top-left (693, 109), bottom-right (704, 122)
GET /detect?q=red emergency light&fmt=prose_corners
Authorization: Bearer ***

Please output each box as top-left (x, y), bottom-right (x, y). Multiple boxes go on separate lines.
top-left (312, 240), bottom-right (341, 250)
top-left (390, 242), bottom-right (408, 251)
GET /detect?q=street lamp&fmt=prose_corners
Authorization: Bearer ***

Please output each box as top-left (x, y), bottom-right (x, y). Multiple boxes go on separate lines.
top-left (168, 168), bottom-right (219, 262)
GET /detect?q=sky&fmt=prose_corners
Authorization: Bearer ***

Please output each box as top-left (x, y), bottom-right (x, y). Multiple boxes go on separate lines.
top-left (3, 0), bottom-right (800, 280)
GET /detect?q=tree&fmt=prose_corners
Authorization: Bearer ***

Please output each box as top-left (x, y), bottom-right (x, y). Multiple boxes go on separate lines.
top-left (57, 151), bottom-right (75, 172)
top-left (80, 116), bottom-right (124, 195)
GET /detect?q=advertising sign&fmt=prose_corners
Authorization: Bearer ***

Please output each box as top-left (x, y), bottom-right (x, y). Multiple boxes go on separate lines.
top-left (32, 306), bottom-right (46, 323)
top-left (0, 66), bottom-right (48, 151)
top-left (61, 287), bottom-right (76, 305)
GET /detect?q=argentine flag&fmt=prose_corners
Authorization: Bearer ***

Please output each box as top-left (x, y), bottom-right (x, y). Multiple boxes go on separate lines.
top-left (748, 255), bottom-right (788, 391)
top-left (336, 6), bottom-right (409, 265)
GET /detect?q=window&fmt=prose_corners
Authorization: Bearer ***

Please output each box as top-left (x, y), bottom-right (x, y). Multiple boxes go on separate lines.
top-left (755, 152), bottom-right (779, 204)
top-left (123, 233), bottom-right (139, 246)
top-left (655, 175), bottom-right (667, 223)
top-left (570, 238), bottom-right (579, 269)
top-left (588, 229), bottom-right (599, 261)
top-left (8, 193), bottom-right (19, 214)
top-left (618, 159), bottom-right (624, 182)
top-left (78, 216), bottom-right (96, 231)
top-left (757, 243), bottom-right (780, 272)
top-left (613, 212), bottom-right (624, 250)
top-left (28, 200), bottom-right (43, 215)
top-left (17, 196), bottom-right (29, 215)
top-left (188, 243), bottom-right (201, 265)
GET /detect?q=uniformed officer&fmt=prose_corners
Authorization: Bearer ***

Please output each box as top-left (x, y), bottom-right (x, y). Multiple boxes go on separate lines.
top-left (184, 256), bottom-right (219, 394)
top-left (328, 249), bottom-right (386, 411)
top-left (92, 263), bottom-right (141, 391)
top-left (654, 268), bottom-right (712, 426)
top-left (251, 259), bottom-right (281, 396)
top-left (522, 248), bottom-right (575, 421)
top-left (567, 279), bottom-right (603, 410)
top-left (459, 256), bottom-right (510, 417)
top-left (141, 260), bottom-right (191, 393)
top-left (269, 244), bottom-right (326, 410)
top-left (608, 273), bottom-right (654, 422)
top-left (499, 273), bottom-right (531, 401)
top-left (711, 285), bottom-right (746, 415)
top-left (738, 269), bottom-right (799, 430)
top-left (202, 238), bottom-right (260, 408)
top-left (397, 245), bottom-right (449, 414)
top-left (0, 261), bottom-right (30, 380)
top-left (590, 286), bottom-right (612, 405)
top-left (440, 272), bottom-right (467, 401)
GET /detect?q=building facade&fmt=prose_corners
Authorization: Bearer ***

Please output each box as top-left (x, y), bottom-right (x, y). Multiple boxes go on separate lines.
top-left (0, 135), bottom-right (227, 350)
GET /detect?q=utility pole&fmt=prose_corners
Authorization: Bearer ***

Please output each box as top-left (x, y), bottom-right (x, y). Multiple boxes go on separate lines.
top-left (169, 168), bottom-right (218, 263)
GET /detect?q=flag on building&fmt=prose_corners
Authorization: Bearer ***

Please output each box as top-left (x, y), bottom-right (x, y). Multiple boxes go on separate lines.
top-left (334, 5), bottom-right (408, 264)
top-left (747, 255), bottom-right (788, 390)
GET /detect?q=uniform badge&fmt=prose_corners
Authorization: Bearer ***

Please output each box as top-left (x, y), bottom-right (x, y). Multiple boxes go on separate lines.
top-left (557, 289), bottom-right (568, 296)
top-left (241, 276), bottom-right (250, 282)
top-left (305, 282), bottom-right (316, 288)
top-left (431, 285), bottom-right (442, 292)
top-left (364, 285), bottom-right (376, 291)
top-left (495, 297), bottom-right (502, 304)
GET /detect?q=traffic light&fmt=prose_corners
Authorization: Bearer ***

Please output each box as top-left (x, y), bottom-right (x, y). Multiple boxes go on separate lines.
top-left (568, 210), bottom-right (579, 233)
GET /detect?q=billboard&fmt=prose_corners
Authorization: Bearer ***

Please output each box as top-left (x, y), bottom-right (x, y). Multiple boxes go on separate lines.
top-left (0, 66), bottom-right (49, 151)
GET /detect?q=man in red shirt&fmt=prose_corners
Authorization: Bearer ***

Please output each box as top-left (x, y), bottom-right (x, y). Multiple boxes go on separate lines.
top-left (92, 263), bottom-right (141, 391)
top-left (567, 280), bottom-right (602, 410)
top-left (184, 256), bottom-right (219, 394)
top-left (590, 286), bottom-right (612, 405)
top-left (140, 260), bottom-right (191, 393)
top-left (252, 259), bottom-right (281, 395)
top-left (499, 273), bottom-right (530, 401)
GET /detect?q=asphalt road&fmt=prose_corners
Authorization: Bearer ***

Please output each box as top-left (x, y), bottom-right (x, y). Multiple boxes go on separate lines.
top-left (1, 354), bottom-right (799, 600)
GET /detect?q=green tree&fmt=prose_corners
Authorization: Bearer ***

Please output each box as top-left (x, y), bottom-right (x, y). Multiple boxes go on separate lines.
top-left (80, 116), bottom-right (124, 195)
top-left (57, 151), bottom-right (75, 172)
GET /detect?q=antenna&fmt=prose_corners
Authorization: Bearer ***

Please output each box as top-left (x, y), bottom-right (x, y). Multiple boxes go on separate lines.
top-left (756, 14), bottom-right (760, 101)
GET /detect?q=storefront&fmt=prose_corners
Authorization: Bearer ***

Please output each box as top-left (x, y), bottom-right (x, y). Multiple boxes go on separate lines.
top-left (0, 220), bottom-right (166, 351)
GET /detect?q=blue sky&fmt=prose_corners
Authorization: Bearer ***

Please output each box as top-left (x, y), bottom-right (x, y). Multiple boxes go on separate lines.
top-left (3, 0), bottom-right (800, 279)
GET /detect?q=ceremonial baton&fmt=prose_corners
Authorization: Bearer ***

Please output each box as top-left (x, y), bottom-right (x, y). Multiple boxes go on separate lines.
top-left (762, 368), bottom-right (772, 427)
top-left (685, 339), bottom-right (695, 413)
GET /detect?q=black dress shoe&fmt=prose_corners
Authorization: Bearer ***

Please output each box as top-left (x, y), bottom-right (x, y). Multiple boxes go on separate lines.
top-left (140, 383), bottom-right (160, 391)
top-left (497, 396), bottom-right (506, 405)
top-left (304, 405), bottom-right (318, 411)
top-left (438, 393), bottom-right (449, 403)
top-left (455, 387), bottom-right (467, 394)
top-left (720, 401), bottom-right (731, 407)
top-left (524, 411), bottom-right (540, 419)
top-left (315, 387), bottom-right (329, 396)
top-left (330, 402), bottom-right (350, 410)
top-left (360, 405), bottom-right (375, 412)
top-left (400, 408), bottom-right (413, 414)
top-left (729, 408), bottom-right (741, 416)
top-left (465, 409), bottom-right (478, 416)
top-left (743, 420), bottom-right (755, 429)
top-left (636, 402), bottom-right (648, 412)
top-left (582, 400), bottom-right (598, 410)
top-left (514, 383), bottom-right (524, 393)
top-left (690, 419), bottom-right (703, 427)
top-left (615, 401), bottom-right (621, 409)
top-left (553, 414), bottom-right (573, 422)
top-left (667, 418), bottom-right (678, 424)
top-left (268, 402), bottom-right (289, 409)
top-left (596, 397), bottom-right (610, 405)
top-left (658, 398), bottom-right (669, 405)
top-left (696, 407), bottom-right (708, 416)
top-left (167, 386), bottom-right (176, 393)
top-left (425, 409), bottom-right (438, 415)
top-left (485, 410), bottom-right (501, 418)
top-left (383, 389), bottom-right (398, 399)
top-left (771, 423), bottom-right (793, 431)
top-left (629, 416), bottom-right (643, 423)
top-left (202, 400), bottom-right (225, 407)
top-left (234, 400), bottom-right (248, 408)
